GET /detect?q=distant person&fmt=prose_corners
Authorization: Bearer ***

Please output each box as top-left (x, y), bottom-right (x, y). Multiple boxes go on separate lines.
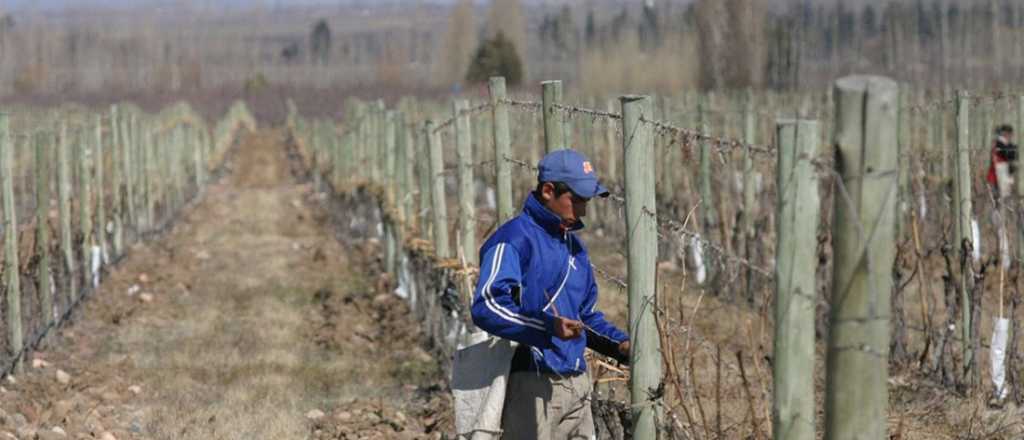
top-left (471, 149), bottom-right (629, 439)
top-left (987, 124), bottom-right (1018, 200)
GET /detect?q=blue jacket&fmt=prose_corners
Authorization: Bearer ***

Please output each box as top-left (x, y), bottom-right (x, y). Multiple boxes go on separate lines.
top-left (471, 193), bottom-right (629, 375)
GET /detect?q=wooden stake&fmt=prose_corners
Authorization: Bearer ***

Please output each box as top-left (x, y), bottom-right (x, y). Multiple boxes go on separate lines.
top-left (454, 99), bottom-right (477, 266)
top-left (620, 95), bottom-right (661, 439)
top-left (825, 75), bottom-right (899, 440)
top-left (773, 118), bottom-right (820, 440)
top-left (1, 113), bottom-right (23, 373)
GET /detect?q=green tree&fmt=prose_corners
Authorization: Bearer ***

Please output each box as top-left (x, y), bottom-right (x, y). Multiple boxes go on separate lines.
top-left (310, 19), bottom-right (331, 65)
top-left (465, 31), bottom-right (524, 86)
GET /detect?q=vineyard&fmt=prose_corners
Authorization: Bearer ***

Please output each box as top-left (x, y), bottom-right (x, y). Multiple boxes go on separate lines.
top-left (0, 73), bottom-right (1023, 439)
top-left (287, 76), bottom-right (1024, 439)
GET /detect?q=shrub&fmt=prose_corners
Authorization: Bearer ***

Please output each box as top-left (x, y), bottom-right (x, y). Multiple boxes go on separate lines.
top-left (465, 31), bottom-right (524, 86)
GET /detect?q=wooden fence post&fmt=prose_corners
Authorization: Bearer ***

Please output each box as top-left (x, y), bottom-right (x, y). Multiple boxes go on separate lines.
top-left (110, 106), bottom-right (124, 257)
top-left (490, 77), bottom-right (515, 224)
top-left (357, 104), bottom-right (369, 180)
top-left (342, 123), bottom-right (355, 186)
top-left (940, 92), bottom-right (951, 192)
top-left (620, 95), bottom-right (661, 439)
top-left (168, 126), bottom-right (177, 211)
top-left (954, 90), bottom-right (976, 386)
top-left (825, 75), bottom-right (899, 440)
top-left (1017, 96), bottom-right (1024, 265)
top-left (773, 119), bottom-right (820, 440)
top-left (742, 92), bottom-right (759, 305)
top-left (1, 113), bottom-right (23, 373)
top-left (542, 80), bottom-right (564, 153)
top-left (58, 121), bottom-right (76, 302)
top-left (417, 123), bottom-right (433, 240)
top-left (697, 94), bottom-right (717, 286)
top-left (656, 97), bottom-right (674, 218)
top-left (194, 121), bottom-right (205, 188)
top-left (427, 121), bottom-right (450, 259)
top-left (35, 132), bottom-right (53, 332)
top-left (312, 119), bottom-right (323, 190)
top-left (78, 126), bottom-right (93, 289)
top-left (371, 101), bottom-right (385, 183)
top-left (95, 116), bottom-right (108, 263)
top-left (454, 100), bottom-right (477, 266)
top-left (895, 88), bottom-right (906, 241)
top-left (121, 112), bottom-right (136, 231)
top-left (383, 111), bottom-right (397, 275)
top-left (604, 99), bottom-right (617, 182)
top-left (143, 123), bottom-right (155, 231)
top-left (402, 114), bottom-right (417, 232)
top-left (396, 114), bottom-right (409, 219)
top-left (176, 125), bottom-right (187, 209)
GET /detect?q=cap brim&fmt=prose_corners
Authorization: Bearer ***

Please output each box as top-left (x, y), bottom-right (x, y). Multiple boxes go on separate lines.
top-left (567, 180), bottom-right (611, 199)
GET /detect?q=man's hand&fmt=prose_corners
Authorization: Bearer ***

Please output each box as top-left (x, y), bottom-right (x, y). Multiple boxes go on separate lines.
top-left (618, 340), bottom-right (631, 358)
top-left (553, 317), bottom-right (584, 340)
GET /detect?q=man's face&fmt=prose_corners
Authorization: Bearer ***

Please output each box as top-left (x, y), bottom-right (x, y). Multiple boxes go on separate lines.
top-left (540, 182), bottom-right (589, 226)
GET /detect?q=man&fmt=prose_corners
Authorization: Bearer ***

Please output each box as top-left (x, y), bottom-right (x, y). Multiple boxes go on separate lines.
top-left (471, 149), bottom-right (630, 439)
top-left (987, 124), bottom-right (1018, 200)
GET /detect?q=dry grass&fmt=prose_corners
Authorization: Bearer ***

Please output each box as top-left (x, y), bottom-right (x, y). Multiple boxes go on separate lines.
top-left (578, 32), bottom-right (701, 97)
top-left (0, 129), bottom-right (448, 439)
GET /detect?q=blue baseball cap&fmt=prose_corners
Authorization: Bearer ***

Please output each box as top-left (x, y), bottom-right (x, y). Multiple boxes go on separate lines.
top-left (537, 149), bottom-right (610, 199)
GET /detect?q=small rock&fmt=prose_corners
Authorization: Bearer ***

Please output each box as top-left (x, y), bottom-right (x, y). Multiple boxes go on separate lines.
top-left (372, 294), bottom-right (391, 306)
top-left (15, 426), bottom-right (35, 439)
top-left (412, 348), bottom-right (433, 363)
top-left (656, 260), bottom-right (679, 272)
top-left (394, 411), bottom-right (406, 423)
top-left (126, 285), bottom-right (141, 296)
top-left (84, 418), bottom-right (105, 433)
top-left (138, 293), bottom-right (154, 303)
top-left (52, 401), bottom-right (73, 422)
top-left (128, 385), bottom-right (142, 395)
top-left (196, 250), bottom-right (211, 260)
top-left (100, 391), bottom-right (119, 402)
top-left (99, 432), bottom-right (117, 440)
top-left (305, 409), bottom-right (325, 420)
top-left (4, 375), bottom-right (15, 384)
top-left (32, 358), bottom-right (50, 369)
top-left (335, 411), bottom-right (352, 422)
top-left (56, 370), bottom-right (71, 385)
top-left (292, 243), bottom-right (302, 251)
top-left (138, 273), bottom-right (150, 283)
top-left (0, 386), bottom-right (7, 393)
top-left (51, 426), bottom-right (67, 436)
top-left (1, 431), bottom-right (15, 439)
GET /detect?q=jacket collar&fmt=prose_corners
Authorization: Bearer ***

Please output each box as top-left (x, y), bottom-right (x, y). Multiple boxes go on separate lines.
top-left (524, 193), bottom-right (584, 237)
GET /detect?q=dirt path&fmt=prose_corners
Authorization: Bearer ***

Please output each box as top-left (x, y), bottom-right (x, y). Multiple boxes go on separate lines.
top-left (0, 130), bottom-right (449, 440)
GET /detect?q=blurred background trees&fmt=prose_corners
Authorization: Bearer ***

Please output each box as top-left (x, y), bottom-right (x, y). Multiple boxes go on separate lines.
top-left (0, 0), bottom-right (1021, 104)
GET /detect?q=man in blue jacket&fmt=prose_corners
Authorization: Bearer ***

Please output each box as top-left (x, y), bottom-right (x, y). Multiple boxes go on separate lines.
top-left (471, 149), bottom-right (630, 439)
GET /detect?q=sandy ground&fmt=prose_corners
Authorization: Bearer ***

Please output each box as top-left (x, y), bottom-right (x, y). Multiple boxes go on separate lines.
top-left (0, 130), bottom-right (450, 440)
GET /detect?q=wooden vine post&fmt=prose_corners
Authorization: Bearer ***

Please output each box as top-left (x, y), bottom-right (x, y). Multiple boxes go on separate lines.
top-left (620, 95), bottom-right (661, 440)
top-left (825, 75), bottom-right (898, 440)
top-left (773, 118), bottom-right (820, 440)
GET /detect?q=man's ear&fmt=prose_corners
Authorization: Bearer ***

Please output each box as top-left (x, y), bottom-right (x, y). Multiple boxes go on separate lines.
top-left (539, 182), bottom-right (554, 202)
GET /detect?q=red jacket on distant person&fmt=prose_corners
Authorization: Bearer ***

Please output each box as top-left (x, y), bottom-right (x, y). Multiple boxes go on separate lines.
top-left (987, 136), bottom-right (1018, 186)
